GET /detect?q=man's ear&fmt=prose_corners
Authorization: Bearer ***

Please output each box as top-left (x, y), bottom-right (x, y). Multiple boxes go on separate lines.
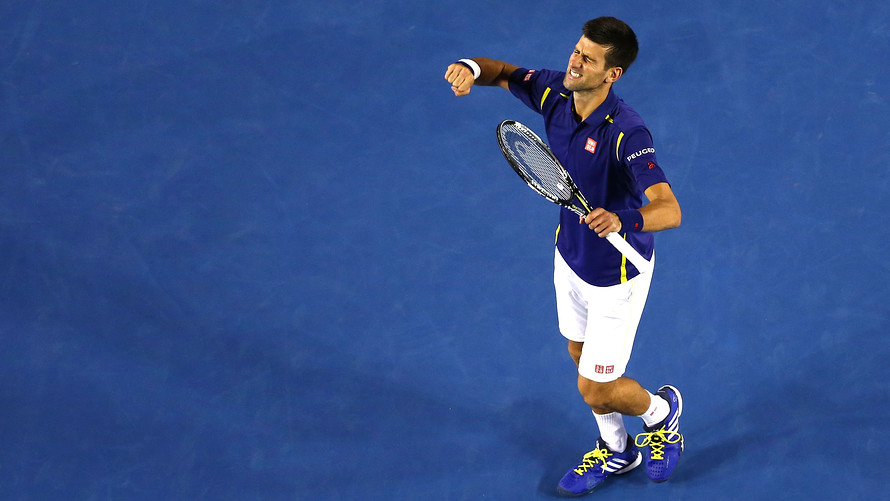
top-left (606, 66), bottom-right (624, 83)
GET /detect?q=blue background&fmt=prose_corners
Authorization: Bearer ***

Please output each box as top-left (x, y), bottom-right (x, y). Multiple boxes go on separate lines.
top-left (2, 1), bottom-right (888, 499)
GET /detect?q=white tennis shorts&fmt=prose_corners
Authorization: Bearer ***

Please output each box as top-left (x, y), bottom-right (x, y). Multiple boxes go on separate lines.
top-left (553, 248), bottom-right (654, 383)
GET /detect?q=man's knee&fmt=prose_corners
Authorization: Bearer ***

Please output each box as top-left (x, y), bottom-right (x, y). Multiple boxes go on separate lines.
top-left (577, 375), bottom-right (616, 412)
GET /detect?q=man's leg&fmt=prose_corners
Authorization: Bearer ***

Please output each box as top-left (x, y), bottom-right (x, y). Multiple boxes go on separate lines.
top-left (558, 341), bottom-right (648, 496)
top-left (568, 341), bottom-right (667, 449)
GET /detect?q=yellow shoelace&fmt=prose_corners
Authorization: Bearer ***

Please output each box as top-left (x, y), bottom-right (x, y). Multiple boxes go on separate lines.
top-left (573, 447), bottom-right (612, 474)
top-left (635, 428), bottom-right (682, 460)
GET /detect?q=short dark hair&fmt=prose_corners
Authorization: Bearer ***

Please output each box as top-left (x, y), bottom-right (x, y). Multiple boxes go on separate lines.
top-left (582, 17), bottom-right (638, 72)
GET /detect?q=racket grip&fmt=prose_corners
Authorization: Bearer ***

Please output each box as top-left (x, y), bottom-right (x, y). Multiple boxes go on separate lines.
top-left (606, 233), bottom-right (653, 274)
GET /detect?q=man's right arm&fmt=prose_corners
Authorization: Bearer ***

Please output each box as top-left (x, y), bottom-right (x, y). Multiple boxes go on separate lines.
top-left (444, 57), bottom-right (520, 96)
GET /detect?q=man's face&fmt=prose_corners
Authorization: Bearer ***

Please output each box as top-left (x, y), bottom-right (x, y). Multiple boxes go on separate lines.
top-left (563, 36), bottom-right (618, 92)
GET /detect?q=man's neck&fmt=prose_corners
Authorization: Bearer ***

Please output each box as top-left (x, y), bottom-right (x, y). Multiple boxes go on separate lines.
top-left (572, 84), bottom-right (611, 122)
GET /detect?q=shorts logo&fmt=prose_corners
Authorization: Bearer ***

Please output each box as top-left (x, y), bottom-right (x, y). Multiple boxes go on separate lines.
top-left (524, 69), bottom-right (536, 81)
top-left (585, 138), bottom-right (597, 154)
top-left (594, 365), bottom-right (615, 374)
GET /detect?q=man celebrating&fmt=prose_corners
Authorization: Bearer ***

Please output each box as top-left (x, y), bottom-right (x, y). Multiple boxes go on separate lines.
top-left (444, 17), bottom-right (684, 497)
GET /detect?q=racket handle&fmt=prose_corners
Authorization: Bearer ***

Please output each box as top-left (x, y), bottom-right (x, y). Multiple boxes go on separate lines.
top-left (605, 233), bottom-right (653, 274)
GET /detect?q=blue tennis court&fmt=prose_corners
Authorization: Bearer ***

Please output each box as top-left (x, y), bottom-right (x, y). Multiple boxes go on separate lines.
top-left (1, 1), bottom-right (888, 499)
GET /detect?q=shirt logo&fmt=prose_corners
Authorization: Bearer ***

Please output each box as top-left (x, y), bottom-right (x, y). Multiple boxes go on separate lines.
top-left (585, 138), bottom-right (597, 154)
top-left (626, 147), bottom-right (655, 162)
top-left (523, 69), bottom-right (536, 81)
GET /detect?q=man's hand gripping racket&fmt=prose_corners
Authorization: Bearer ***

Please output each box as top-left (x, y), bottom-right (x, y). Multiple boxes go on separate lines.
top-left (496, 120), bottom-right (653, 274)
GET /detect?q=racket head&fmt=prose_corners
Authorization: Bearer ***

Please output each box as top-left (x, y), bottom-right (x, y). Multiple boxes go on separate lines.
top-left (496, 120), bottom-right (590, 216)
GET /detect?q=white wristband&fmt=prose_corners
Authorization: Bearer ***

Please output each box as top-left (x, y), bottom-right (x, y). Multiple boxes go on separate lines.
top-left (457, 58), bottom-right (482, 80)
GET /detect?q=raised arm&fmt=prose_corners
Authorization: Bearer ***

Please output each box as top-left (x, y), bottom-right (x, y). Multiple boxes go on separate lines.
top-left (444, 57), bottom-right (521, 96)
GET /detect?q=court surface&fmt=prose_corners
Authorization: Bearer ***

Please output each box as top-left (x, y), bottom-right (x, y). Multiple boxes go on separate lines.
top-left (1, 1), bottom-right (888, 499)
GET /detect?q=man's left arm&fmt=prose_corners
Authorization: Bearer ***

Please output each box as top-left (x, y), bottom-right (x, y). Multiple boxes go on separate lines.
top-left (638, 182), bottom-right (681, 232)
top-left (583, 182), bottom-right (681, 236)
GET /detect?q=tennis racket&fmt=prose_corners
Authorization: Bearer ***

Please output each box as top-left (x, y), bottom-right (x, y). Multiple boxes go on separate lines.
top-left (496, 119), bottom-right (652, 274)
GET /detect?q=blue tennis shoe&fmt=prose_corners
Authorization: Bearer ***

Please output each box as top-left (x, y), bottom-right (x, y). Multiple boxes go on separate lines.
top-left (635, 384), bottom-right (684, 482)
top-left (557, 435), bottom-right (642, 497)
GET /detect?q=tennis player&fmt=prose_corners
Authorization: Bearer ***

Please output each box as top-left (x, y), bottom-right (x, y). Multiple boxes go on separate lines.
top-left (444, 17), bottom-right (684, 496)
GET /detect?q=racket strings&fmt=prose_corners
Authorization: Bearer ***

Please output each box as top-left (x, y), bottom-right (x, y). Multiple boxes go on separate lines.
top-left (500, 126), bottom-right (573, 201)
